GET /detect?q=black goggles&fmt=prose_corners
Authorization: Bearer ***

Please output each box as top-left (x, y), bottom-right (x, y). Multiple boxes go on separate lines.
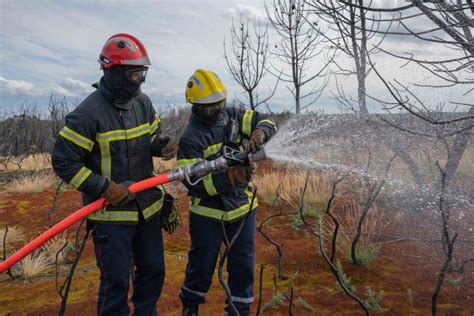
top-left (199, 100), bottom-right (225, 117)
top-left (125, 67), bottom-right (148, 84)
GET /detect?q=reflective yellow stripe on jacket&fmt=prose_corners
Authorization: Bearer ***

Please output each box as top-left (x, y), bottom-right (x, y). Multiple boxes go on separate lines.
top-left (87, 194), bottom-right (164, 222)
top-left (256, 119), bottom-right (277, 131)
top-left (69, 166), bottom-right (92, 189)
top-left (202, 142), bottom-right (223, 195)
top-left (176, 158), bottom-right (200, 169)
top-left (59, 126), bottom-right (94, 151)
top-left (203, 142), bottom-right (222, 159)
top-left (242, 110), bottom-right (254, 137)
top-left (190, 185), bottom-right (258, 221)
top-left (202, 174), bottom-right (218, 196)
top-left (87, 210), bottom-right (139, 222)
top-left (97, 123), bottom-right (151, 179)
top-left (142, 194), bottom-right (165, 220)
top-left (150, 114), bottom-right (161, 134)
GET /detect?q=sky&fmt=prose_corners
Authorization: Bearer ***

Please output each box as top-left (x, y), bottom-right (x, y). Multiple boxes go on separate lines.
top-left (0, 0), bottom-right (471, 115)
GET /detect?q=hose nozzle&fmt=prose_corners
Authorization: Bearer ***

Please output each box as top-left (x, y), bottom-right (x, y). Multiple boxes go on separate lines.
top-left (172, 146), bottom-right (268, 184)
top-left (249, 147), bottom-right (267, 163)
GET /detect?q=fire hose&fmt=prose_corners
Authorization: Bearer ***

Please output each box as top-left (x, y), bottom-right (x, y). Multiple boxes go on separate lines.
top-left (0, 146), bottom-right (266, 274)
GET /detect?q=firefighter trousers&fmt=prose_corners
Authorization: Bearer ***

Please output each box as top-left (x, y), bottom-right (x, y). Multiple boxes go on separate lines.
top-left (180, 210), bottom-right (256, 315)
top-left (92, 213), bottom-right (165, 316)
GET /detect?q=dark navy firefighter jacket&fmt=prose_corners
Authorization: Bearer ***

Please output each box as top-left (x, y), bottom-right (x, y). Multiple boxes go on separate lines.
top-left (52, 82), bottom-right (165, 224)
top-left (177, 107), bottom-right (277, 222)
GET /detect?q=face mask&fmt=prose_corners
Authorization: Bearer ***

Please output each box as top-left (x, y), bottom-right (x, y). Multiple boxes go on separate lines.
top-left (103, 66), bottom-right (145, 102)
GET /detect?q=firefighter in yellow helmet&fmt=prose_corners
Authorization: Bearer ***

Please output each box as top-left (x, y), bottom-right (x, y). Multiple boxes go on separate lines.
top-left (177, 69), bottom-right (277, 316)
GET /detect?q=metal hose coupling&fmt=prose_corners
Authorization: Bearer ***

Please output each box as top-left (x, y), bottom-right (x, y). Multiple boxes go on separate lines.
top-left (190, 157), bottom-right (228, 179)
top-left (169, 147), bottom-right (267, 184)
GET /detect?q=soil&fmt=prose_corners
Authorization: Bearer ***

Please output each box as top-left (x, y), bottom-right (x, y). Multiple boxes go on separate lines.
top-left (0, 162), bottom-right (472, 315)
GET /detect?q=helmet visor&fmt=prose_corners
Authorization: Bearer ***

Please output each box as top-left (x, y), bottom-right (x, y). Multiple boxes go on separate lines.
top-left (126, 67), bottom-right (148, 84)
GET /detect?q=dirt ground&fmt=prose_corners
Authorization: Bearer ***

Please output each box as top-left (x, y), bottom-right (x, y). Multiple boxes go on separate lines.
top-left (0, 163), bottom-right (473, 315)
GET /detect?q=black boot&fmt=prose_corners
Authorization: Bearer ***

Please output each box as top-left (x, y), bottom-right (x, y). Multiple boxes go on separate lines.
top-left (182, 305), bottom-right (199, 316)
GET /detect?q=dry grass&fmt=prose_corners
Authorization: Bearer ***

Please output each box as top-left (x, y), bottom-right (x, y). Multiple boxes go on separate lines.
top-left (20, 248), bottom-right (53, 281)
top-left (326, 201), bottom-right (390, 266)
top-left (7, 171), bottom-right (56, 194)
top-left (0, 153), bottom-right (52, 171)
top-left (253, 169), bottom-right (333, 212)
top-left (0, 226), bottom-right (24, 253)
top-left (457, 145), bottom-right (474, 179)
top-left (43, 233), bottom-right (71, 264)
top-left (5, 234), bottom-right (71, 280)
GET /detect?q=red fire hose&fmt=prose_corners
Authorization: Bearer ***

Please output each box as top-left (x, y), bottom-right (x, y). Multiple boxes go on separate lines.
top-left (0, 146), bottom-right (267, 274)
top-left (0, 173), bottom-right (170, 274)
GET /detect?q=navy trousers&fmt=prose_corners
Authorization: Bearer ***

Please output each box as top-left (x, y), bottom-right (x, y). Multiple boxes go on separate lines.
top-left (180, 211), bottom-right (256, 315)
top-left (92, 213), bottom-right (165, 316)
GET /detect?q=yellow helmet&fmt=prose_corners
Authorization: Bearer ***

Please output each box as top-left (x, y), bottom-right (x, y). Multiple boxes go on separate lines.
top-left (185, 69), bottom-right (227, 105)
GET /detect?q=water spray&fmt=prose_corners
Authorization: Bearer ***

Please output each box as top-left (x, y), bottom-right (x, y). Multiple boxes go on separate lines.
top-left (0, 146), bottom-right (267, 274)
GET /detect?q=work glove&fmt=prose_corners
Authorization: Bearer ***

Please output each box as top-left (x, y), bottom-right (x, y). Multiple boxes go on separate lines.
top-left (101, 180), bottom-right (136, 206)
top-left (161, 194), bottom-right (181, 234)
top-left (227, 165), bottom-right (254, 186)
top-left (246, 128), bottom-right (266, 153)
top-left (152, 134), bottom-right (178, 160)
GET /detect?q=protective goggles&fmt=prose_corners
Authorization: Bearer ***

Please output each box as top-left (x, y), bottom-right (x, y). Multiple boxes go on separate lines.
top-left (125, 67), bottom-right (148, 84)
top-left (198, 100), bottom-right (226, 118)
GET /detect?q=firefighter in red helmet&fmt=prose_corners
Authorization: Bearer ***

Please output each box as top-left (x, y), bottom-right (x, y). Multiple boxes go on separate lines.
top-left (52, 33), bottom-right (179, 316)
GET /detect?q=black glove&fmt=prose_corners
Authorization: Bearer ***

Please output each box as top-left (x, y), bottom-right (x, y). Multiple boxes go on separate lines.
top-left (161, 194), bottom-right (181, 234)
top-left (152, 134), bottom-right (178, 160)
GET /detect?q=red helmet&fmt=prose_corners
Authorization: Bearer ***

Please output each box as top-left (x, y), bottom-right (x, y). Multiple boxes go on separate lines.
top-left (98, 33), bottom-right (151, 69)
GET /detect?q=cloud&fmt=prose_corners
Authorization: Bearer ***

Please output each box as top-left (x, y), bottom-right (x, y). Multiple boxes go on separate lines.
top-left (0, 76), bottom-right (43, 96)
top-left (0, 0), bottom-right (467, 114)
top-left (225, 4), bottom-right (267, 21)
top-left (52, 78), bottom-right (94, 97)
top-left (0, 76), bottom-right (94, 99)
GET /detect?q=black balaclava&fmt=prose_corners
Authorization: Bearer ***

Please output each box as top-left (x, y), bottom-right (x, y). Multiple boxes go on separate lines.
top-left (102, 66), bottom-right (142, 103)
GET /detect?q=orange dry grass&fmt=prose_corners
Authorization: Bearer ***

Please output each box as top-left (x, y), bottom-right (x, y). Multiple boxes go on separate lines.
top-left (253, 169), bottom-right (333, 211)
top-left (0, 153), bottom-right (52, 171)
top-left (43, 233), bottom-right (71, 264)
top-left (326, 201), bottom-right (390, 265)
top-left (7, 171), bottom-right (56, 194)
top-left (20, 249), bottom-right (53, 281)
top-left (0, 226), bottom-right (24, 252)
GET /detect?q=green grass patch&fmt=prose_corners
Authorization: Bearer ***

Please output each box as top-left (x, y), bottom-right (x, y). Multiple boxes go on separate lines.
top-left (365, 286), bottom-right (385, 312)
top-left (295, 297), bottom-right (315, 312)
top-left (354, 244), bottom-right (381, 266)
top-left (261, 292), bottom-right (284, 313)
top-left (445, 278), bottom-right (461, 288)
